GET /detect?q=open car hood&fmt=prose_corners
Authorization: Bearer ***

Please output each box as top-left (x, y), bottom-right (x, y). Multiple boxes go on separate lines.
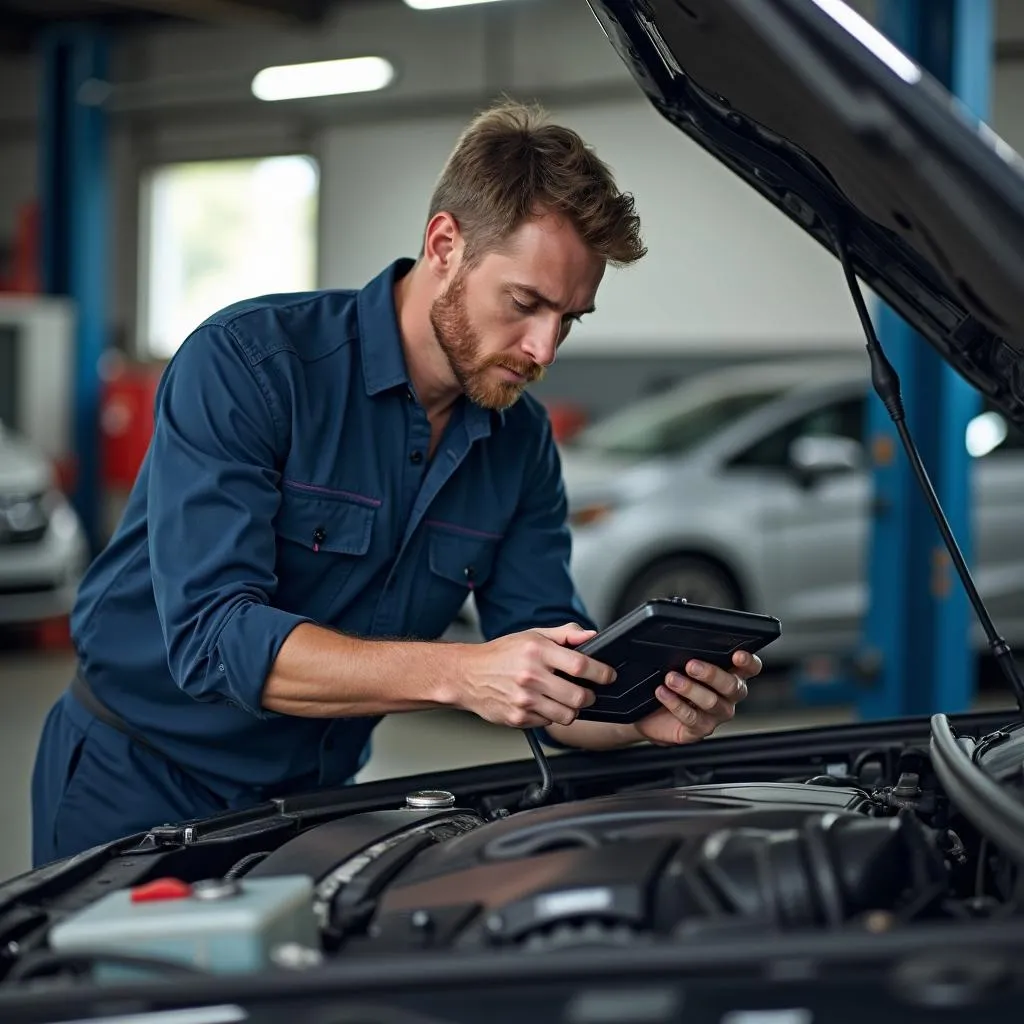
top-left (586, 0), bottom-right (1024, 425)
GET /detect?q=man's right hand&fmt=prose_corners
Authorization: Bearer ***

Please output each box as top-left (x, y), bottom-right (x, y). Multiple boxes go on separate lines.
top-left (449, 623), bottom-right (616, 728)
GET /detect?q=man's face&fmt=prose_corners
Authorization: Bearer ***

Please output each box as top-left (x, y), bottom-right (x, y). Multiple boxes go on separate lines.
top-left (429, 212), bottom-right (605, 411)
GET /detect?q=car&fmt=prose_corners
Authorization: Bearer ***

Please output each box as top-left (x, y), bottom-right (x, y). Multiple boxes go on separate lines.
top-left (561, 357), bottom-right (1024, 663)
top-left (0, 421), bottom-right (88, 628)
top-left (4, 1), bottom-right (1024, 1021)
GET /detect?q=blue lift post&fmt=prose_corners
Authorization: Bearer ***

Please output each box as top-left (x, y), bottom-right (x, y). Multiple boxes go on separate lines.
top-left (856, 0), bottom-right (992, 719)
top-left (39, 25), bottom-right (111, 553)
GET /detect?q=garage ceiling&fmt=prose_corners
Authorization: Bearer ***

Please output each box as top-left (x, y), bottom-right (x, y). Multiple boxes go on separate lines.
top-left (0, 0), bottom-right (334, 51)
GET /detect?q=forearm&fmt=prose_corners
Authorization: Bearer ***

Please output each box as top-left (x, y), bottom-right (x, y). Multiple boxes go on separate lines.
top-left (262, 623), bottom-right (463, 717)
top-left (543, 719), bottom-right (643, 751)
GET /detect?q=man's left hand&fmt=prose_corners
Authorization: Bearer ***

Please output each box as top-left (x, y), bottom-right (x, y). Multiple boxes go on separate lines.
top-left (633, 651), bottom-right (761, 746)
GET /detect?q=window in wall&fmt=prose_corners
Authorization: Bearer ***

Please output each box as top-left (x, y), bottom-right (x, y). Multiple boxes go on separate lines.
top-left (139, 155), bottom-right (319, 360)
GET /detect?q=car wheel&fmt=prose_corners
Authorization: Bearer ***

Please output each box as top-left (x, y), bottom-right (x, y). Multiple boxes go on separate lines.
top-left (614, 555), bottom-right (743, 618)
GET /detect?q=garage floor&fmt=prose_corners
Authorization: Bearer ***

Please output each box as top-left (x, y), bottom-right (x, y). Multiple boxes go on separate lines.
top-left (0, 650), bottom-right (1013, 882)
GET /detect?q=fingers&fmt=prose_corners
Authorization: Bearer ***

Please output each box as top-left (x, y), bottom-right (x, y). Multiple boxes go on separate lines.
top-left (731, 650), bottom-right (763, 679)
top-left (533, 622), bottom-right (598, 647)
top-left (505, 710), bottom-right (555, 729)
top-left (501, 633), bottom-right (607, 727)
top-left (684, 659), bottom-right (750, 703)
top-left (504, 669), bottom-right (593, 728)
top-left (503, 680), bottom-right (590, 728)
top-left (547, 642), bottom-right (617, 686)
top-left (655, 683), bottom-right (717, 739)
top-left (665, 671), bottom-right (736, 723)
top-left (661, 656), bottom-right (754, 730)
top-left (529, 692), bottom-right (590, 728)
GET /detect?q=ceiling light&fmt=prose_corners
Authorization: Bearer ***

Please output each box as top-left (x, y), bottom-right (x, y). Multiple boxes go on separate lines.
top-left (252, 57), bottom-right (395, 102)
top-left (403, 0), bottom-right (519, 10)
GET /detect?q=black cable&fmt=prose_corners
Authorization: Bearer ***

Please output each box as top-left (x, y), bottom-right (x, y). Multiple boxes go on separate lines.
top-left (225, 851), bottom-right (270, 879)
top-left (518, 727), bottom-right (554, 808)
top-left (837, 241), bottom-right (1024, 716)
top-left (6, 949), bottom-right (206, 983)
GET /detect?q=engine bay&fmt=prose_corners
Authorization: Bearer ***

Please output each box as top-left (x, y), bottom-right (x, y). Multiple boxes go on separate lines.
top-left (2, 708), bottom-right (1023, 1011)
top-left (314, 781), bottom-right (942, 955)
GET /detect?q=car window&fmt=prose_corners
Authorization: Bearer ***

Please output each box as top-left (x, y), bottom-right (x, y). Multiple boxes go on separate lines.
top-left (730, 393), bottom-right (1024, 470)
top-left (569, 388), bottom-right (786, 458)
top-left (731, 396), bottom-right (865, 469)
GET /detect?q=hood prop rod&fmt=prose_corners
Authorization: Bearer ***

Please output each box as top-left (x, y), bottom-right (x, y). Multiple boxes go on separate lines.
top-left (837, 236), bottom-right (1024, 715)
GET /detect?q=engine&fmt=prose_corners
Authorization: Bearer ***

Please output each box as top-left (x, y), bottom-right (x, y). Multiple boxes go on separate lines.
top-left (305, 782), bottom-right (947, 955)
top-left (5, 720), bottom-right (1022, 989)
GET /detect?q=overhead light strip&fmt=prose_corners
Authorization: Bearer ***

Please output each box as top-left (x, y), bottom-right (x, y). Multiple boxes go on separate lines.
top-left (403, 0), bottom-right (521, 10)
top-left (251, 57), bottom-right (395, 101)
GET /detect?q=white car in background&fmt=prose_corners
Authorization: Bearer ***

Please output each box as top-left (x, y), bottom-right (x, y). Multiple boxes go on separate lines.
top-left (0, 422), bottom-right (89, 627)
top-left (560, 357), bottom-right (1024, 665)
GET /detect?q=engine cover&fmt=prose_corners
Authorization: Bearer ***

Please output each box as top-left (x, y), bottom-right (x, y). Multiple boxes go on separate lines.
top-left (250, 781), bottom-right (944, 953)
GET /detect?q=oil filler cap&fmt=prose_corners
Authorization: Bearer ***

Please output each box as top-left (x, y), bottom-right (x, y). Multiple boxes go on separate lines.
top-left (406, 790), bottom-right (456, 809)
top-left (129, 878), bottom-right (193, 903)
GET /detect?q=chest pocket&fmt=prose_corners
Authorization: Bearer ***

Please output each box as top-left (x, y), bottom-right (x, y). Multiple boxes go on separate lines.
top-left (425, 526), bottom-right (501, 634)
top-left (275, 491), bottom-right (377, 612)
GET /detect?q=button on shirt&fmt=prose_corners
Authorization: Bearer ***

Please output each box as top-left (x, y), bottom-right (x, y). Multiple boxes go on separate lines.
top-left (70, 259), bottom-right (594, 804)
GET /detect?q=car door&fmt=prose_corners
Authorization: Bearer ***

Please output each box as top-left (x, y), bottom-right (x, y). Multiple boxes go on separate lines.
top-left (726, 391), bottom-right (870, 654)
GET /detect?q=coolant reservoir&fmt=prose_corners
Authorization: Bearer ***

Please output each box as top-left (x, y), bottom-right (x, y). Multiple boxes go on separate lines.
top-left (48, 874), bottom-right (318, 981)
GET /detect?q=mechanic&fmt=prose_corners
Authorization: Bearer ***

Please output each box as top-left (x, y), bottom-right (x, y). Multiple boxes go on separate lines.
top-left (31, 100), bottom-right (762, 867)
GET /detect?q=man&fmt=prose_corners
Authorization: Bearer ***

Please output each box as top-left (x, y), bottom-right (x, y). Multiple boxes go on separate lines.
top-left (31, 101), bottom-right (761, 866)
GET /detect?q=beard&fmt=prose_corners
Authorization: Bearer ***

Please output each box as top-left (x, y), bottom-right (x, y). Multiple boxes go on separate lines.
top-left (429, 271), bottom-right (544, 411)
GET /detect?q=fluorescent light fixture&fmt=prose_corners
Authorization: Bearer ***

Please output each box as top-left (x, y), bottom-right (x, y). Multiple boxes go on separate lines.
top-left (404, 0), bottom-right (518, 9)
top-left (252, 57), bottom-right (394, 102)
top-left (808, 0), bottom-right (921, 84)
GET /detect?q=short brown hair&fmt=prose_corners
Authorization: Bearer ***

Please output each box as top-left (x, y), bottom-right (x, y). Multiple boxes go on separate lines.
top-left (426, 99), bottom-right (646, 268)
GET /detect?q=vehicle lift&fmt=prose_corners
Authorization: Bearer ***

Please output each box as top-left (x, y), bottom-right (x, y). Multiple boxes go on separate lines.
top-left (795, 0), bottom-right (992, 718)
top-left (40, 24), bottom-right (110, 554)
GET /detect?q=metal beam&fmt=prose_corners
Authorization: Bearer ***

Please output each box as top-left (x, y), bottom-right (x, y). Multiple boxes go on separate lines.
top-left (40, 24), bottom-right (111, 551)
top-left (856, 0), bottom-right (991, 719)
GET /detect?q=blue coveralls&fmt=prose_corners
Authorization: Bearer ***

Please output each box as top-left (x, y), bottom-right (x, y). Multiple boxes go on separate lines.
top-left (31, 258), bottom-right (594, 866)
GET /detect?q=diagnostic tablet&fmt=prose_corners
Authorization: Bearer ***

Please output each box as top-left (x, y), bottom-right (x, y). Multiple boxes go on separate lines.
top-left (564, 597), bottom-right (782, 724)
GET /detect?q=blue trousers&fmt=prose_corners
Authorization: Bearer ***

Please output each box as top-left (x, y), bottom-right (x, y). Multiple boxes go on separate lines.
top-left (31, 688), bottom-right (238, 867)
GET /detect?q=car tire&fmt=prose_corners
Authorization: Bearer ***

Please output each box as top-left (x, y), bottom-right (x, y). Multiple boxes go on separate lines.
top-left (614, 554), bottom-right (743, 619)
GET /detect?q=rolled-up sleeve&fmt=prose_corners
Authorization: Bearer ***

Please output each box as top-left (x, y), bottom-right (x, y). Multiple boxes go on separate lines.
top-left (475, 415), bottom-right (597, 640)
top-left (147, 322), bottom-right (313, 718)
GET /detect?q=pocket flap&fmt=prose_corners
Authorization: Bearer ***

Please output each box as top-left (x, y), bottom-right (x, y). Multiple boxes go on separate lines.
top-left (429, 527), bottom-right (500, 587)
top-left (277, 494), bottom-right (375, 556)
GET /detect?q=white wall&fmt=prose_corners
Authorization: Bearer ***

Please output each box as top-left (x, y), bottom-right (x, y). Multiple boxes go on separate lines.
top-left (320, 97), bottom-right (864, 352)
top-left (305, 0), bottom-right (867, 352)
top-left (0, 0), bottom-right (1022, 356)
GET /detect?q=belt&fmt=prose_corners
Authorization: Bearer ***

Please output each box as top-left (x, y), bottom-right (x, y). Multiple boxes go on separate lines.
top-left (70, 670), bottom-right (166, 760)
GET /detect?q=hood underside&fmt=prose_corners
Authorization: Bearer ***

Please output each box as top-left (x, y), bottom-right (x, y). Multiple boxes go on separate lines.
top-left (587, 0), bottom-right (1024, 425)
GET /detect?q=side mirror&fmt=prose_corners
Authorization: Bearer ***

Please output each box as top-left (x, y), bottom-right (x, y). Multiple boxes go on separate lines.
top-left (788, 434), bottom-right (863, 483)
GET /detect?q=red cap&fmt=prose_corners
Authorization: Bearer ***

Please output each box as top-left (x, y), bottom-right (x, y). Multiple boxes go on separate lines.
top-left (130, 878), bottom-right (193, 903)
